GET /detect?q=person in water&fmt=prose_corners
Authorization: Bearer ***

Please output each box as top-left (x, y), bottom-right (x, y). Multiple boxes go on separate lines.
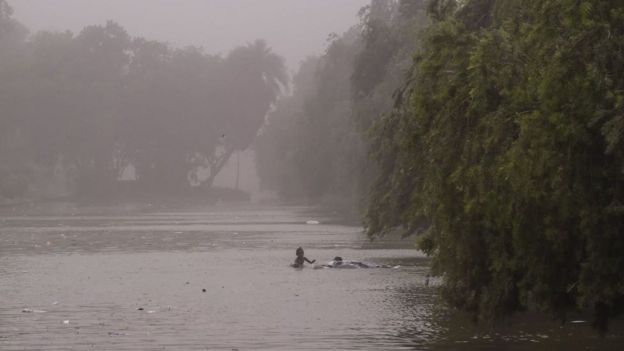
top-left (330, 256), bottom-right (367, 268)
top-left (292, 247), bottom-right (316, 268)
top-left (315, 256), bottom-right (388, 269)
top-left (332, 256), bottom-right (345, 266)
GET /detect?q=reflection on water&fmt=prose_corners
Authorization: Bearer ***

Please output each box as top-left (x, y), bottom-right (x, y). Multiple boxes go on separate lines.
top-left (0, 202), bottom-right (623, 350)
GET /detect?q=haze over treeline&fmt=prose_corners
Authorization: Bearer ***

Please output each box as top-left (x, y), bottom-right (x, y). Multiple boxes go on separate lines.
top-left (11, 0), bottom-right (365, 73)
top-left (1, 0), bottom-right (290, 197)
top-left (2, 0), bottom-right (624, 335)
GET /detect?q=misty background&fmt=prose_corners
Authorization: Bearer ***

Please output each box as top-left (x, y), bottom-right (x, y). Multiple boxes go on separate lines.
top-left (13, 0), bottom-right (366, 73)
top-left (1, 0), bottom-right (368, 199)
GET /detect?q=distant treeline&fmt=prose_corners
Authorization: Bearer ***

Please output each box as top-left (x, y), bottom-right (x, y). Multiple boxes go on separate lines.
top-left (255, 1), bottom-right (427, 204)
top-left (256, 0), bottom-right (624, 331)
top-left (0, 0), bottom-right (286, 198)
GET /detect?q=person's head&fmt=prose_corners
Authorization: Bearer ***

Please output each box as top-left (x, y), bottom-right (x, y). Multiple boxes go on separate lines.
top-left (296, 247), bottom-right (304, 257)
top-left (333, 256), bottom-right (343, 265)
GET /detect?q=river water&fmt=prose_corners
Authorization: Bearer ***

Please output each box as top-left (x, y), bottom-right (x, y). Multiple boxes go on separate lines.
top-left (1, 202), bottom-right (622, 350)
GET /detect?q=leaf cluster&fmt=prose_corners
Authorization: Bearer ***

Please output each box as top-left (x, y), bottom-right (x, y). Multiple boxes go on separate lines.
top-left (366, 0), bottom-right (624, 330)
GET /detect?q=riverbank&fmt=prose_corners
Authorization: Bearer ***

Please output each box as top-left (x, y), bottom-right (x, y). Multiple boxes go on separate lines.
top-left (0, 186), bottom-right (250, 209)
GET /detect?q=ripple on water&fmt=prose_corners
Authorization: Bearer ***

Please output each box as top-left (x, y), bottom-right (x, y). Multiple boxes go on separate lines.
top-left (1, 204), bottom-right (623, 350)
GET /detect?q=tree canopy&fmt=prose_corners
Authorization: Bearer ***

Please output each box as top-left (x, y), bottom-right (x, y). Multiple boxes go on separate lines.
top-left (366, 0), bottom-right (624, 331)
top-left (0, 1), bottom-right (285, 198)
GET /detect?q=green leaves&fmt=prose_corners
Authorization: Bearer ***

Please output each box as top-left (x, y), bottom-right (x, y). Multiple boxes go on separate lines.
top-left (366, 0), bottom-right (624, 330)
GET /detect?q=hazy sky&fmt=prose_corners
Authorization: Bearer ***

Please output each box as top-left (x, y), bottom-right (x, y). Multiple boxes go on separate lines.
top-left (11, 0), bottom-right (368, 73)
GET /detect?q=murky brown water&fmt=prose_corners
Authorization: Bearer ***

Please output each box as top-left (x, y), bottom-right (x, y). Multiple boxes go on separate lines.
top-left (1, 202), bottom-right (623, 350)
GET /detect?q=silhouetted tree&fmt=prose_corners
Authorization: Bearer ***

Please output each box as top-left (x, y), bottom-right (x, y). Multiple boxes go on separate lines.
top-left (0, 1), bottom-right (287, 196)
top-left (196, 40), bottom-right (287, 188)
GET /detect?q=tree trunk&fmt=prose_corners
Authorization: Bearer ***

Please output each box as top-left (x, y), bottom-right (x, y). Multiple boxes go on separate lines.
top-left (200, 147), bottom-right (234, 189)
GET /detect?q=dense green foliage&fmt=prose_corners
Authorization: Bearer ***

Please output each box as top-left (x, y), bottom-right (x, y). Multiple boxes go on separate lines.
top-left (366, 0), bottom-right (624, 330)
top-left (0, 0), bottom-right (285, 198)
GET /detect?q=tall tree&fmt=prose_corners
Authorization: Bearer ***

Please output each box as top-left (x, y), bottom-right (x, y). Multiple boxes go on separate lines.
top-left (366, 0), bottom-right (624, 331)
top-left (197, 40), bottom-right (287, 188)
top-left (255, 0), bottom-right (428, 205)
top-left (255, 56), bottom-right (321, 198)
top-left (0, 0), bottom-right (30, 198)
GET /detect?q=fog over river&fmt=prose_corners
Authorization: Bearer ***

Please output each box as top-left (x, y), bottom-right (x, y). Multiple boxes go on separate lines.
top-left (0, 203), bottom-right (622, 350)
